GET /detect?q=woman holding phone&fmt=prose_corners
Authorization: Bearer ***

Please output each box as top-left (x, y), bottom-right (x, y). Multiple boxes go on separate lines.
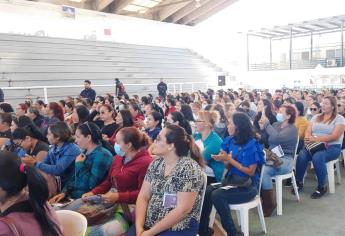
top-left (199, 112), bottom-right (265, 236)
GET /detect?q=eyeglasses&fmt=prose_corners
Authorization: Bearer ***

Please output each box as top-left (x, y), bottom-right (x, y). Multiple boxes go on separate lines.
top-left (310, 108), bottom-right (318, 111)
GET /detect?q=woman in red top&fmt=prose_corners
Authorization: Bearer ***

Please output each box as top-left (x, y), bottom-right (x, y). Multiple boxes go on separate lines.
top-left (109, 109), bottom-right (134, 145)
top-left (66, 127), bottom-right (152, 236)
top-left (128, 101), bottom-right (144, 128)
top-left (164, 98), bottom-right (177, 117)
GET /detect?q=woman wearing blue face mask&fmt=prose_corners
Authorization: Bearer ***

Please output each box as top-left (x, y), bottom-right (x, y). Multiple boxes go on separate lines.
top-left (258, 105), bottom-right (298, 217)
top-left (79, 127), bottom-right (152, 236)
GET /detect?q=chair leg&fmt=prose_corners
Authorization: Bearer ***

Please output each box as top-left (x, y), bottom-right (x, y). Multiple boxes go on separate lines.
top-left (327, 162), bottom-right (335, 194)
top-left (257, 201), bottom-right (267, 234)
top-left (291, 173), bottom-right (300, 202)
top-left (235, 210), bottom-right (241, 227)
top-left (239, 209), bottom-right (249, 236)
top-left (335, 160), bottom-right (341, 184)
top-left (209, 206), bottom-right (216, 228)
top-left (275, 177), bottom-right (283, 215)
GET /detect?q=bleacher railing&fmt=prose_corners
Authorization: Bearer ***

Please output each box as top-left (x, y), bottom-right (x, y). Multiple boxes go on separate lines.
top-left (1, 82), bottom-right (210, 104)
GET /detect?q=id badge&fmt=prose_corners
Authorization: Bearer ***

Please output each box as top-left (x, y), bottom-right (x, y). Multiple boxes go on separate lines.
top-left (163, 193), bottom-right (177, 208)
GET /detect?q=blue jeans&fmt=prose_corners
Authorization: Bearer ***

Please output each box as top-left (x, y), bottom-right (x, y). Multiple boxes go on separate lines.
top-left (199, 185), bottom-right (257, 235)
top-left (296, 145), bottom-right (341, 188)
top-left (262, 156), bottom-right (293, 190)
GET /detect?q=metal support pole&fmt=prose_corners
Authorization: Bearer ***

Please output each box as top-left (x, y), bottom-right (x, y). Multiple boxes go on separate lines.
top-left (246, 34), bottom-right (250, 71)
top-left (289, 28), bottom-right (293, 70)
top-left (310, 32), bottom-right (313, 62)
top-left (341, 21), bottom-right (344, 67)
top-left (269, 38), bottom-right (272, 66)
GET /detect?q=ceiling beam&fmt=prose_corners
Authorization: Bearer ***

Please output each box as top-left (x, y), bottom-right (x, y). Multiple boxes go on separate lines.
top-left (157, 0), bottom-right (191, 21)
top-left (168, 0), bottom-right (212, 23)
top-left (112, 0), bottom-right (133, 13)
top-left (187, 0), bottom-right (238, 25)
top-left (97, 0), bottom-right (115, 11)
top-left (178, 0), bottom-right (228, 25)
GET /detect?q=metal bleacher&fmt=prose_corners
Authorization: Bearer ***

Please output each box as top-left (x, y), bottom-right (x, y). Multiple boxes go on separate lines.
top-left (0, 33), bottom-right (225, 104)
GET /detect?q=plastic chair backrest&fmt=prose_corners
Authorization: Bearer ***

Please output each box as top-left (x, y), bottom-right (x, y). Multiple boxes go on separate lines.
top-left (258, 150), bottom-right (267, 196)
top-left (198, 172), bottom-right (208, 221)
top-left (56, 210), bottom-right (87, 236)
top-left (293, 135), bottom-right (300, 161)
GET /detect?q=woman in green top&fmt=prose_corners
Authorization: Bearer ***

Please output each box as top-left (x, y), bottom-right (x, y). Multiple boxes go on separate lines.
top-left (193, 110), bottom-right (224, 183)
top-left (49, 122), bottom-right (113, 202)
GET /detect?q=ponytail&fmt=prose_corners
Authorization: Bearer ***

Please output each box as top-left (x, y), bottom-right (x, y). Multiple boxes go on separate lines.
top-left (186, 135), bottom-right (205, 167)
top-left (23, 165), bottom-right (62, 236)
top-left (165, 124), bottom-right (204, 167)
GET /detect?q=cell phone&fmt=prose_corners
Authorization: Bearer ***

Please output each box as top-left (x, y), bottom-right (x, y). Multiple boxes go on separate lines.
top-left (84, 195), bottom-right (103, 204)
top-left (51, 198), bottom-right (74, 208)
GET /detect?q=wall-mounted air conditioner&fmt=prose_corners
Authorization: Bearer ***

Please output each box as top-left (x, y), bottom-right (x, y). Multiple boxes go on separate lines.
top-left (326, 59), bottom-right (337, 67)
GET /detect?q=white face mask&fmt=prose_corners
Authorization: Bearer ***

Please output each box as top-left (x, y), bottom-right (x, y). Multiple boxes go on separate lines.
top-left (118, 104), bottom-right (125, 110)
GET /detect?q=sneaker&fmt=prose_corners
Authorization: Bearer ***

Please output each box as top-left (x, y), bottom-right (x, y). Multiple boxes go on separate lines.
top-left (284, 178), bottom-right (292, 187)
top-left (311, 186), bottom-right (327, 199)
top-left (291, 182), bottom-right (303, 195)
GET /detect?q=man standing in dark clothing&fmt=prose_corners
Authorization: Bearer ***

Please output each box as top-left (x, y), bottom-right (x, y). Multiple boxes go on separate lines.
top-left (157, 78), bottom-right (168, 100)
top-left (0, 88), bottom-right (4, 102)
top-left (115, 78), bottom-right (125, 98)
top-left (80, 80), bottom-right (96, 101)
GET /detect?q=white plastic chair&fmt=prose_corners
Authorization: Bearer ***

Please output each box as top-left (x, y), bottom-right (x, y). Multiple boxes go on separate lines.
top-left (56, 210), bottom-right (88, 236)
top-left (326, 156), bottom-right (342, 194)
top-left (198, 172), bottom-right (209, 221)
top-left (209, 162), bottom-right (267, 236)
top-left (272, 136), bottom-right (300, 216)
top-left (229, 165), bottom-right (267, 236)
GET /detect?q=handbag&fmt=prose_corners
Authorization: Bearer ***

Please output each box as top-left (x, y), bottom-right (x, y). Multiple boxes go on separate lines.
top-left (78, 201), bottom-right (117, 226)
top-left (221, 173), bottom-right (252, 188)
top-left (264, 148), bottom-right (283, 168)
top-left (305, 142), bottom-right (327, 155)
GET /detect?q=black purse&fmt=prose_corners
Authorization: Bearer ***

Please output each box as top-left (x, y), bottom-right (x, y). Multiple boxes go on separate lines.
top-left (221, 145), bottom-right (252, 188)
top-left (305, 142), bottom-right (327, 155)
top-left (221, 174), bottom-right (252, 187)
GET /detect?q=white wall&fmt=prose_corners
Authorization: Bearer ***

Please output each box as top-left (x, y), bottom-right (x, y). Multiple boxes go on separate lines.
top-left (0, 0), bottom-right (196, 48)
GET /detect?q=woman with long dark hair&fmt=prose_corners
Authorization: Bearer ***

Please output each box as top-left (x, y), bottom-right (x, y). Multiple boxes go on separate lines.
top-left (295, 96), bottom-right (345, 199)
top-left (0, 150), bottom-right (63, 236)
top-left (259, 105), bottom-right (298, 216)
top-left (254, 99), bottom-right (277, 148)
top-left (199, 112), bottom-right (265, 236)
top-left (78, 127), bottom-right (152, 236)
top-left (22, 122), bottom-right (80, 190)
top-left (49, 122), bottom-right (113, 203)
top-left (41, 102), bottom-right (64, 136)
top-left (126, 124), bottom-right (204, 236)
top-left (13, 127), bottom-right (49, 162)
top-left (144, 111), bottom-right (162, 141)
top-left (109, 109), bottom-right (134, 145)
top-left (166, 111), bottom-right (192, 135)
top-left (99, 104), bottom-right (118, 141)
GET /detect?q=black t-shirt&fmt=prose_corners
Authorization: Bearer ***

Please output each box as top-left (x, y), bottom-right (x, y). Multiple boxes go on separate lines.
top-left (101, 123), bottom-right (119, 138)
top-left (28, 140), bottom-right (49, 157)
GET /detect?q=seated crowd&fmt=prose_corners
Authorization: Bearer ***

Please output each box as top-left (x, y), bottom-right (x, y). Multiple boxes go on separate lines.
top-left (0, 86), bottom-right (344, 236)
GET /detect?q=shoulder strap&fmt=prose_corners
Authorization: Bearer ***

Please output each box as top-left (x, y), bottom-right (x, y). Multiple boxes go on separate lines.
top-left (0, 216), bottom-right (22, 236)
